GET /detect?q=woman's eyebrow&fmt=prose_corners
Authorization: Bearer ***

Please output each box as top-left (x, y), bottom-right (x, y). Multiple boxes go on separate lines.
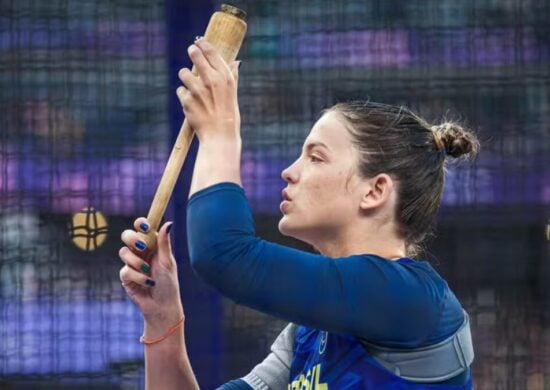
top-left (304, 141), bottom-right (330, 151)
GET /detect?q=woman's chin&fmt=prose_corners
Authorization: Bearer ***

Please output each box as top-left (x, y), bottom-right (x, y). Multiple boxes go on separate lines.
top-left (278, 216), bottom-right (298, 237)
top-left (278, 216), bottom-right (308, 240)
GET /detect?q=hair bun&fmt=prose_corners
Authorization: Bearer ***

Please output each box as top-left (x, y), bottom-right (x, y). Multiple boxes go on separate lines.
top-left (433, 121), bottom-right (480, 159)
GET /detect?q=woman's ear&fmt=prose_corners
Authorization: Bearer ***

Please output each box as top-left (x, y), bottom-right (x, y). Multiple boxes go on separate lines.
top-left (359, 174), bottom-right (394, 211)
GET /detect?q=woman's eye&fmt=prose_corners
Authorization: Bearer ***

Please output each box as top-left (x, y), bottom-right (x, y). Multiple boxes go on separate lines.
top-left (309, 155), bottom-right (322, 163)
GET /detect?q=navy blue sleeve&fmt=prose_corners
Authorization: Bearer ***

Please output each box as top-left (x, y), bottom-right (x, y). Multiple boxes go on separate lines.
top-left (187, 183), bottom-right (455, 347)
top-left (216, 379), bottom-right (253, 390)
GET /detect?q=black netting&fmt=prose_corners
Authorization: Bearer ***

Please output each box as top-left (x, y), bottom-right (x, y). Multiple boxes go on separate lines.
top-left (1, 0), bottom-right (167, 387)
top-left (1, 0), bottom-right (549, 388)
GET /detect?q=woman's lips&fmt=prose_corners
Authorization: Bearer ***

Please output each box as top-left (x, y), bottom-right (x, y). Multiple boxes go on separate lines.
top-left (282, 189), bottom-right (292, 201)
top-left (280, 200), bottom-right (291, 213)
top-left (280, 189), bottom-right (292, 213)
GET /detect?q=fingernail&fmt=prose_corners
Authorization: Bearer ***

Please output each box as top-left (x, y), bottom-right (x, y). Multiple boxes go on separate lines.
top-left (140, 223), bottom-right (149, 232)
top-left (145, 278), bottom-right (156, 287)
top-left (238, 60), bottom-right (242, 69)
top-left (194, 35), bottom-right (203, 42)
top-left (135, 240), bottom-right (147, 251)
top-left (140, 263), bottom-right (150, 273)
top-left (166, 222), bottom-right (173, 235)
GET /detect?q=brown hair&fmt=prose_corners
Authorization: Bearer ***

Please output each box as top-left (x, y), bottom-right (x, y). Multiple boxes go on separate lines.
top-left (326, 101), bottom-right (480, 257)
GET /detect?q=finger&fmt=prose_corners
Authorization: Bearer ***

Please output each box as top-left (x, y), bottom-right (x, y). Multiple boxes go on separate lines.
top-left (176, 85), bottom-right (190, 109)
top-left (187, 44), bottom-right (215, 84)
top-left (194, 38), bottom-right (228, 74)
top-left (133, 217), bottom-right (151, 233)
top-left (119, 246), bottom-right (151, 275)
top-left (178, 67), bottom-right (200, 94)
top-left (157, 221), bottom-right (174, 269)
top-left (121, 229), bottom-right (148, 252)
top-left (120, 265), bottom-right (156, 288)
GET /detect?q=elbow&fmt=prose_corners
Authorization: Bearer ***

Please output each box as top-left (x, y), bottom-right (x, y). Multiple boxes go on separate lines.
top-left (189, 244), bottom-right (218, 283)
top-left (188, 238), bottom-right (244, 286)
top-left (188, 237), bottom-right (260, 298)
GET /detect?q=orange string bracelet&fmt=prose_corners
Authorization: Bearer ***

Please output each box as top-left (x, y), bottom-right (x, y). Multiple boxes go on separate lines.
top-left (140, 317), bottom-right (184, 346)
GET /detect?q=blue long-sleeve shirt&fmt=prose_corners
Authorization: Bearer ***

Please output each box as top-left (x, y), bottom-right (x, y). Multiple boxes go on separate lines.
top-left (187, 182), bottom-right (465, 349)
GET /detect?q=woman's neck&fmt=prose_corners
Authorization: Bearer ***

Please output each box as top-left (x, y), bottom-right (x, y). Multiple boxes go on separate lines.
top-left (313, 223), bottom-right (406, 260)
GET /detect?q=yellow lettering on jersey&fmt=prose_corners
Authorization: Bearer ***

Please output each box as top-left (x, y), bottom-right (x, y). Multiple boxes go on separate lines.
top-left (288, 364), bottom-right (328, 390)
top-left (313, 364), bottom-right (327, 390)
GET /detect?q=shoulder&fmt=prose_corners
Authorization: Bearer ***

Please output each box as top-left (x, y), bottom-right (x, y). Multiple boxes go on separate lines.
top-left (336, 254), bottom-right (450, 299)
top-left (392, 257), bottom-right (467, 345)
top-left (338, 255), bottom-right (463, 346)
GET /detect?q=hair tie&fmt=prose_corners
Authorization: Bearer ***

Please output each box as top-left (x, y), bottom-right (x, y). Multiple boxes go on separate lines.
top-left (431, 125), bottom-right (447, 155)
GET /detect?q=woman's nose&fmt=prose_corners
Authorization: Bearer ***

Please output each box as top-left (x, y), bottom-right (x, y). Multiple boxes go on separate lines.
top-left (281, 161), bottom-right (298, 184)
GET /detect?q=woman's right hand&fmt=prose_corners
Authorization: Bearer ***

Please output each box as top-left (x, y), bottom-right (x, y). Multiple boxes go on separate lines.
top-left (177, 38), bottom-right (241, 142)
top-left (119, 219), bottom-right (184, 329)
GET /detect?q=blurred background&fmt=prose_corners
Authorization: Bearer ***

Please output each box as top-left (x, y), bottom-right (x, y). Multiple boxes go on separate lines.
top-left (0, 0), bottom-right (548, 389)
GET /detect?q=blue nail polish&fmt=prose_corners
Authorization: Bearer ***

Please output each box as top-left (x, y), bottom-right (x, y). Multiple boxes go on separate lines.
top-left (140, 223), bottom-right (149, 232)
top-left (145, 278), bottom-right (156, 287)
top-left (135, 240), bottom-right (147, 251)
top-left (166, 222), bottom-right (173, 235)
top-left (238, 61), bottom-right (242, 69)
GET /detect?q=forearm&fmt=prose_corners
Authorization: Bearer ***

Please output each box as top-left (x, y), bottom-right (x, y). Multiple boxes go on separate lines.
top-left (189, 132), bottom-right (243, 198)
top-left (119, 218), bottom-right (198, 388)
top-left (144, 317), bottom-right (199, 390)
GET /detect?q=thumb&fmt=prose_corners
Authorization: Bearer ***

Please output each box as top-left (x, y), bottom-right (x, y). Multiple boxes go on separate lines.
top-left (157, 221), bottom-right (174, 268)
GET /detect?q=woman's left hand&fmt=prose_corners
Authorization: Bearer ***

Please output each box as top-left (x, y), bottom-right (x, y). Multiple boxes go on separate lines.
top-left (119, 219), bottom-right (183, 330)
top-left (177, 38), bottom-right (241, 142)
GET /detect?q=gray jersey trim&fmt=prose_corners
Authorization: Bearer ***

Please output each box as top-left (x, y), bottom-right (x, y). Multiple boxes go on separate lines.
top-left (241, 310), bottom-right (473, 387)
top-left (242, 323), bottom-right (297, 390)
top-left (360, 310), bottom-right (474, 383)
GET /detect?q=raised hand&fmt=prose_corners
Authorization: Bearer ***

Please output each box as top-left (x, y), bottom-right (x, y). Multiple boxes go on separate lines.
top-left (176, 37), bottom-right (241, 142)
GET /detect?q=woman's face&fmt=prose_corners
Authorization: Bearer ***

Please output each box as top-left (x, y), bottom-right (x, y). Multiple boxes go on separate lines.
top-left (278, 110), bottom-right (366, 244)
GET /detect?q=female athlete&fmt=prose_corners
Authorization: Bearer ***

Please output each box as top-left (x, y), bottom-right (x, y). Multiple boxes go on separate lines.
top-left (119, 37), bottom-right (479, 389)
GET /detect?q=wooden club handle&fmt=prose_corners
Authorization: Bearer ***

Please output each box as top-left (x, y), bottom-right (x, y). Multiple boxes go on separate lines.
top-left (138, 4), bottom-right (247, 250)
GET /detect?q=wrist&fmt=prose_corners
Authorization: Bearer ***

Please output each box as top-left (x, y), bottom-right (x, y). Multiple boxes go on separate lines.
top-left (144, 306), bottom-right (184, 333)
top-left (141, 316), bottom-right (184, 346)
top-left (190, 128), bottom-right (242, 196)
top-left (197, 128), bottom-right (241, 145)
